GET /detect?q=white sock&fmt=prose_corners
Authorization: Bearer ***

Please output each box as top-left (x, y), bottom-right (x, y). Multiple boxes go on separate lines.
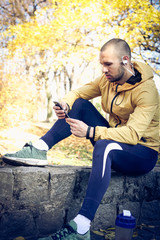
top-left (73, 214), bottom-right (91, 235)
top-left (33, 139), bottom-right (49, 151)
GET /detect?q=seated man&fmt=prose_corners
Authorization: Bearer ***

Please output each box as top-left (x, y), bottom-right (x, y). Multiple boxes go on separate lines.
top-left (3, 38), bottom-right (159, 240)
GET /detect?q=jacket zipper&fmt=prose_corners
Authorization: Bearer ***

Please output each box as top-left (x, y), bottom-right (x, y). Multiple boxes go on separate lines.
top-left (110, 84), bottom-right (121, 127)
top-left (110, 84), bottom-right (119, 113)
top-left (110, 92), bottom-right (120, 113)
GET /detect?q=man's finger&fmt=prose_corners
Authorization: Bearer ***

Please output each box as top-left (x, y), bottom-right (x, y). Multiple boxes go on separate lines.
top-left (66, 118), bottom-right (78, 124)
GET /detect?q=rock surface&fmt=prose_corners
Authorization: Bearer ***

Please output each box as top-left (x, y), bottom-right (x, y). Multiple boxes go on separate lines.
top-left (0, 165), bottom-right (160, 240)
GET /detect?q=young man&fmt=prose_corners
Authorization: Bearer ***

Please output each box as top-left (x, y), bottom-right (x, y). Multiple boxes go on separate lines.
top-left (3, 38), bottom-right (159, 240)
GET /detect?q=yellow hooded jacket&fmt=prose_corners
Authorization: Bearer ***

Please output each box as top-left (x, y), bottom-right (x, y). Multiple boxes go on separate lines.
top-left (62, 61), bottom-right (159, 152)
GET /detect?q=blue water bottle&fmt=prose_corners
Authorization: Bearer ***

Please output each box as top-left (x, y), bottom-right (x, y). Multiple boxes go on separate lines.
top-left (115, 210), bottom-right (136, 240)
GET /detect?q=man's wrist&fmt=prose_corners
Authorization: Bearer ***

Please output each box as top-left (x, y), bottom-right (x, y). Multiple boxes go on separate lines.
top-left (89, 127), bottom-right (94, 138)
top-left (64, 103), bottom-right (70, 113)
top-left (66, 103), bottom-right (70, 112)
top-left (86, 126), bottom-right (95, 140)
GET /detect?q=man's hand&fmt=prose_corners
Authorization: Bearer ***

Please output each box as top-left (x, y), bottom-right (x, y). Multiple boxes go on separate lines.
top-left (66, 118), bottom-right (88, 138)
top-left (53, 102), bottom-right (68, 119)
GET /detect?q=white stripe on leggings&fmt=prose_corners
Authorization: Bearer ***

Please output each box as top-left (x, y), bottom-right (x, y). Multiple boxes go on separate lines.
top-left (102, 143), bottom-right (123, 178)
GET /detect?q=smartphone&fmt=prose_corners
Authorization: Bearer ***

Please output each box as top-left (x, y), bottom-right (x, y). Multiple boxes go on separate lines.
top-left (53, 101), bottom-right (70, 118)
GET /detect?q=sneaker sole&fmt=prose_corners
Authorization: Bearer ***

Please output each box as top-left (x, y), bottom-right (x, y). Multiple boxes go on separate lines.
top-left (2, 156), bottom-right (48, 166)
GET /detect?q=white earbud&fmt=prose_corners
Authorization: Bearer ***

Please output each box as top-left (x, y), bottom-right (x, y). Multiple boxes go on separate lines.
top-left (121, 56), bottom-right (128, 65)
top-left (122, 59), bottom-right (128, 65)
top-left (121, 56), bottom-right (135, 76)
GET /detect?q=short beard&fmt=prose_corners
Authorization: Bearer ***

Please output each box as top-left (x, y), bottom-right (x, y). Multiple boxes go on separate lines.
top-left (110, 65), bottom-right (125, 83)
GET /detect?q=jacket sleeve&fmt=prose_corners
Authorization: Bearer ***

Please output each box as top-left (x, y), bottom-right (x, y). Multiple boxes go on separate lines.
top-left (94, 84), bottom-right (159, 145)
top-left (62, 77), bottom-right (102, 109)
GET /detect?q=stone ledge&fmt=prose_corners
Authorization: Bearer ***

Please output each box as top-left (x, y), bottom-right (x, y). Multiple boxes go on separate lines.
top-left (0, 165), bottom-right (160, 240)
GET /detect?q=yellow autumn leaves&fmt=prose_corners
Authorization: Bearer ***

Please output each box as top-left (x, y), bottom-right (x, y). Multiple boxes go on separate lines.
top-left (5, 0), bottom-right (159, 69)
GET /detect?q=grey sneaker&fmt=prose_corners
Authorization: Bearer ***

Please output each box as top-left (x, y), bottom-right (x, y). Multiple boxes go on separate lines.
top-left (38, 220), bottom-right (90, 240)
top-left (2, 142), bottom-right (48, 166)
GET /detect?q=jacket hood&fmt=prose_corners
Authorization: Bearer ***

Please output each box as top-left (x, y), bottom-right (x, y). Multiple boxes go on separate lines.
top-left (133, 61), bottom-right (153, 81)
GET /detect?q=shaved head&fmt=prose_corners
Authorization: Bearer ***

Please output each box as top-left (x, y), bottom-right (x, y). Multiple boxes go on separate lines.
top-left (100, 38), bottom-right (131, 61)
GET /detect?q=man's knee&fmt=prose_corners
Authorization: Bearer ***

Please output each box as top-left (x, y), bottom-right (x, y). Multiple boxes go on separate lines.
top-left (72, 98), bottom-right (89, 109)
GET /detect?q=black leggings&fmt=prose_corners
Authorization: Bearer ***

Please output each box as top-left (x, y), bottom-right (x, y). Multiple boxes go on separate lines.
top-left (41, 98), bottom-right (158, 220)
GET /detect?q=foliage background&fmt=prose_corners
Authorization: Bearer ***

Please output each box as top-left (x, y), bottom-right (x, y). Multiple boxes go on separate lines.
top-left (0, 0), bottom-right (159, 164)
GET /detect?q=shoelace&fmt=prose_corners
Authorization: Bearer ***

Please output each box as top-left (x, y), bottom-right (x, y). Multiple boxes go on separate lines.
top-left (13, 143), bottom-right (33, 155)
top-left (23, 142), bottom-right (33, 152)
top-left (51, 224), bottom-right (76, 240)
